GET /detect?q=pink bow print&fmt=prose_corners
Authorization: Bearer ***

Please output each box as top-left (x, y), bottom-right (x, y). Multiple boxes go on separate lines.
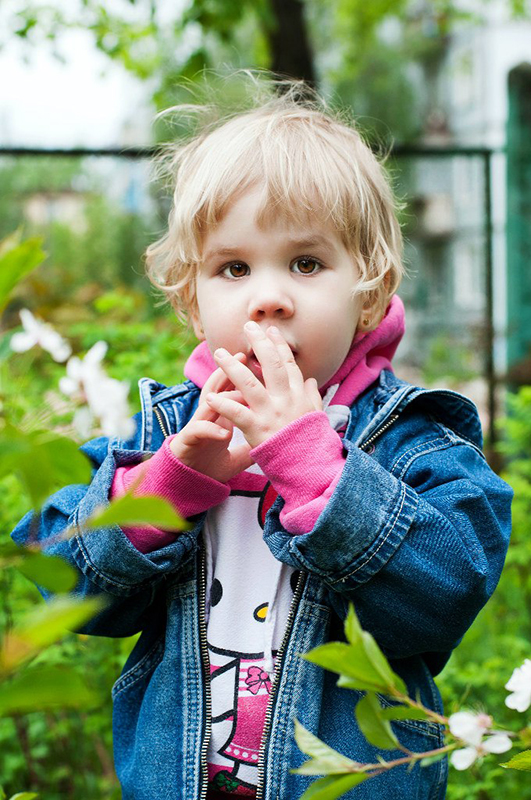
top-left (245, 666), bottom-right (271, 695)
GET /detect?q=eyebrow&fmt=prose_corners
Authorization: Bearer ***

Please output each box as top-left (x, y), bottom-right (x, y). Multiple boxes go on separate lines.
top-left (202, 234), bottom-right (336, 262)
top-left (283, 234), bottom-right (337, 251)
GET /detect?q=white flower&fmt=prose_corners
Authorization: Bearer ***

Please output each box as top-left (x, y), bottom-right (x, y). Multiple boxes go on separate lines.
top-left (60, 341), bottom-right (135, 440)
top-left (449, 711), bottom-right (491, 746)
top-left (86, 372), bottom-right (136, 439)
top-left (10, 309), bottom-right (72, 362)
top-left (505, 659), bottom-right (531, 713)
top-left (73, 406), bottom-right (94, 440)
top-left (449, 711), bottom-right (512, 771)
top-left (59, 341), bottom-right (108, 397)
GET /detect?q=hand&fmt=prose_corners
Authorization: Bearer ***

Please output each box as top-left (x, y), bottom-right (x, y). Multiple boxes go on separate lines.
top-left (169, 357), bottom-right (254, 482)
top-left (205, 321), bottom-right (323, 449)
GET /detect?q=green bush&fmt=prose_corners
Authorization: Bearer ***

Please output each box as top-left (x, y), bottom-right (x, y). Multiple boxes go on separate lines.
top-left (437, 386), bottom-right (531, 799)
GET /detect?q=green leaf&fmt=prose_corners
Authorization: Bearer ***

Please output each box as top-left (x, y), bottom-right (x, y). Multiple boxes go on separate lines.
top-left (500, 750), bottom-right (531, 771)
top-left (344, 605), bottom-right (407, 694)
top-left (380, 705), bottom-right (430, 722)
top-left (344, 603), bottom-right (364, 645)
top-left (0, 232), bottom-right (45, 312)
top-left (84, 492), bottom-right (189, 531)
top-left (419, 752), bottom-right (447, 767)
top-left (293, 720), bottom-right (364, 776)
top-left (0, 595), bottom-right (106, 674)
top-left (299, 774), bottom-right (370, 800)
top-left (16, 551), bottom-right (78, 593)
top-left (0, 665), bottom-right (99, 715)
top-left (8, 794), bottom-right (40, 800)
top-left (0, 426), bottom-right (92, 508)
top-left (354, 692), bottom-right (400, 750)
top-left (0, 542), bottom-right (78, 592)
top-left (0, 541), bottom-right (25, 559)
top-left (303, 639), bottom-right (404, 695)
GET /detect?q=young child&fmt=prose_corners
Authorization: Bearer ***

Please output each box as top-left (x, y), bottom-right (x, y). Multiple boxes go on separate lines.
top-left (12, 80), bottom-right (512, 800)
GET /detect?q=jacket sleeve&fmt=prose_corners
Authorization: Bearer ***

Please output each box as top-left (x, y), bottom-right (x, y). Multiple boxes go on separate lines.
top-left (262, 423), bottom-right (513, 661)
top-left (10, 418), bottom-right (205, 638)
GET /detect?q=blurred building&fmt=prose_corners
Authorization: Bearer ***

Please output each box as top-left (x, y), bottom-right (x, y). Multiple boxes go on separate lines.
top-left (445, 0), bottom-right (531, 380)
top-left (397, 0), bottom-right (531, 392)
top-left (23, 189), bottom-right (90, 234)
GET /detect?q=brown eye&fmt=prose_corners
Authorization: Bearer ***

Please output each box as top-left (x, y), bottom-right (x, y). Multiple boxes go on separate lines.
top-left (223, 263), bottom-right (249, 278)
top-left (292, 258), bottom-right (321, 275)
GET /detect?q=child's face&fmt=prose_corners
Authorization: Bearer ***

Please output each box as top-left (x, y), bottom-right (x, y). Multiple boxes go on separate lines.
top-left (193, 187), bottom-right (363, 389)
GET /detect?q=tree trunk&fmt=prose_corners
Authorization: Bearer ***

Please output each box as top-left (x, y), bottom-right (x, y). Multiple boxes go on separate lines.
top-left (266, 0), bottom-right (316, 86)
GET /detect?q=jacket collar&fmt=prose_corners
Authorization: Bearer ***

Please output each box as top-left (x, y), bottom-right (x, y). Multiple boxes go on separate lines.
top-left (347, 370), bottom-right (483, 450)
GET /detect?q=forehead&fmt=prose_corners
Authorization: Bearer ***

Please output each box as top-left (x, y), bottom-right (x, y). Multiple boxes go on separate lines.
top-left (201, 186), bottom-right (346, 256)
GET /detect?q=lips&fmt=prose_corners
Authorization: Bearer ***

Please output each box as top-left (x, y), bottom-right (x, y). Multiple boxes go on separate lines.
top-left (248, 354), bottom-right (264, 379)
top-left (245, 343), bottom-right (298, 360)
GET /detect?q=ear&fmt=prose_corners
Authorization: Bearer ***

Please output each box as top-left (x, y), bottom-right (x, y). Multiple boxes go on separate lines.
top-left (357, 291), bottom-right (381, 332)
top-left (191, 311), bottom-right (205, 341)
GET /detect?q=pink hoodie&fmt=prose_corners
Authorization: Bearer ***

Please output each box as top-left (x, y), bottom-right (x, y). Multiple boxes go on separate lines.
top-left (112, 296), bottom-right (405, 551)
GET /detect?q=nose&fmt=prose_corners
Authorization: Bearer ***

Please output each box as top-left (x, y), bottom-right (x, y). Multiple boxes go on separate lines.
top-left (247, 278), bottom-right (294, 321)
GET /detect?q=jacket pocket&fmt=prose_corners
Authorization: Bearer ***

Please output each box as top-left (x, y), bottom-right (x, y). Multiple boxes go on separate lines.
top-left (112, 636), bottom-right (164, 698)
top-left (377, 693), bottom-right (444, 744)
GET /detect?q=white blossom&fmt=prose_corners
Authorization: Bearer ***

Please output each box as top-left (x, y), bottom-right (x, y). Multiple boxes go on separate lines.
top-left (73, 407), bottom-right (94, 441)
top-left (59, 341), bottom-right (108, 397)
top-left (449, 711), bottom-right (512, 771)
top-left (10, 309), bottom-right (72, 362)
top-left (60, 341), bottom-right (135, 440)
top-left (505, 658), bottom-right (531, 712)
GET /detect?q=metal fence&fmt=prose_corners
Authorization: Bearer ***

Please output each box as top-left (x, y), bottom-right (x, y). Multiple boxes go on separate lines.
top-left (0, 143), bottom-right (503, 446)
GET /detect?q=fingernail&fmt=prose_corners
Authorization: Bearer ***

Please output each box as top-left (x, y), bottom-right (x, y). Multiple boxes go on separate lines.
top-left (244, 321), bottom-right (259, 331)
top-left (268, 325), bottom-right (279, 335)
top-left (214, 348), bottom-right (229, 358)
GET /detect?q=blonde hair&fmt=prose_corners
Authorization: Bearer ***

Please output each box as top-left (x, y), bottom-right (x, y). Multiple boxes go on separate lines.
top-left (145, 73), bottom-right (404, 328)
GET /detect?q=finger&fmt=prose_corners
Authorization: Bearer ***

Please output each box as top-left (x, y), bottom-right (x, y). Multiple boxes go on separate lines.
top-left (199, 353), bottom-right (246, 403)
top-left (193, 399), bottom-right (223, 423)
top-left (194, 388), bottom-right (245, 420)
top-left (265, 325), bottom-right (304, 388)
top-left (229, 443), bottom-right (254, 473)
top-left (213, 348), bottom-right (267, 407)
top-left (212, 389), bottom-right (247, 405)
top-left (205, 390), bottom-right (255, 432)
top-left (304, 377), bottom-right (323, 411)
top-left (180, 419), bottom-right (232, 445)
top-left (243, 321), bottom-right (290, 394)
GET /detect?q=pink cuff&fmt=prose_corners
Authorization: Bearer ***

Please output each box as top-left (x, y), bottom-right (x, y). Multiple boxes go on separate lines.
top-left (111, 435), bottom-right (230, 553)
top-left (250, 412), bottom-right (346, 534)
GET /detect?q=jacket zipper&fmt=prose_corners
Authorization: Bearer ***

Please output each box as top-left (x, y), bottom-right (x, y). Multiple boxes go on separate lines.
top-left (156, 398), bottom-right (398, 797)
top-left (155, 403), bottom-right (211, 796)
top-left (198, 545), bottom-right (212, 800)
top-left (360, 413), bottom-right (400, 452)
top-left (255, 569), bottom-right (306, 800)
top-left (153, 406), bottom-right (170, 439)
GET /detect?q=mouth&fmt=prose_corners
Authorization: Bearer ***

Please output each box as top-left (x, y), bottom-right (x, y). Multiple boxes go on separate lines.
top-left (247, 354), bottom-right (264, 379)
top-left (246, 346), bottom-right (298, 378)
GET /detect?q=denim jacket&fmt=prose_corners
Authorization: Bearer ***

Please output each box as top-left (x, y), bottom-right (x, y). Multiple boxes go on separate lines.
top-left (11, 370), bottom-right (512, 800)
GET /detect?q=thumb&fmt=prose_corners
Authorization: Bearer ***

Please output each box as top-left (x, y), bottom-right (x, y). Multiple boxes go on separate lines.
top-left (229, 443), bottom-right (254, 474)
top-left (305, 377), bottom-right (323, 411)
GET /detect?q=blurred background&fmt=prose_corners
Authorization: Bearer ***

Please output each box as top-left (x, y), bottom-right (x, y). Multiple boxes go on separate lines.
top-left (1, 1), bottom-right (530, 798)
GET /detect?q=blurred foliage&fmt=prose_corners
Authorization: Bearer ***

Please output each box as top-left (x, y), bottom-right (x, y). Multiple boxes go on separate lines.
top-left (0, 231), bottom-right (194, 797)
top-left (1, 0), bottom-right (530, 145)
top-left (435, 386), bottom-right (531, 799)
top-left (421, 332), bottom-right (481, 387)
top-left (0, 157), bottom-right (154, 315)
